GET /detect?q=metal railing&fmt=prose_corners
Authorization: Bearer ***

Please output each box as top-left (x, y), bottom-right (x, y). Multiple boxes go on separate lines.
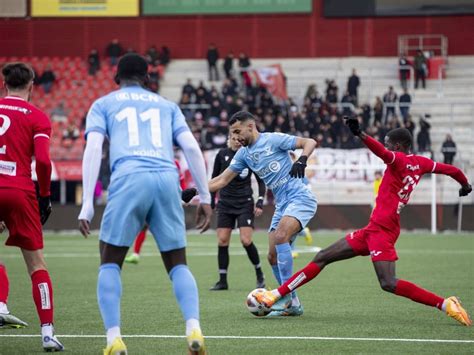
top-left (398, 34), bottom-right (448, 58)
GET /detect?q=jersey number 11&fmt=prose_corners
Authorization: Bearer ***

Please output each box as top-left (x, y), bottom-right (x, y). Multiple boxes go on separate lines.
top-left (115, 107), bottom-right (162, 148)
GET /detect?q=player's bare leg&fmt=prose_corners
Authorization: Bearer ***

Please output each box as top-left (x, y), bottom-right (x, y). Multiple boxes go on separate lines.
top-left (21, 249), bottom-right (64, 351)
top-left (0, 261), bottom-right (28, 329)
top-left (239, 226), bottom-right (265, 288)
top-left (210, 228), bottom-right (231, 290)
top-left (373, 261), bottom-right (472, 326)
top-left (161, 248), bottom-right (206, 354)
top-left (258, 237), bottom-right (357, 309)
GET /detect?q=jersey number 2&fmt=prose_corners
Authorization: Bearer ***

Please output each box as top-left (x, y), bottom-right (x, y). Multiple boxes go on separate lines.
top-left (115, 107), bottom-right (162, 148)
top-left (0, 114), bottom-right (12, 154)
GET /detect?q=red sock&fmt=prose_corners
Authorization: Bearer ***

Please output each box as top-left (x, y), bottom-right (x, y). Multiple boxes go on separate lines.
top-left (133, 228), bottom-right (147, 254)
top-left (395, 279), bottom-right (444, 310)
top-left (0, 265), bottom-right (9, 304)
top-left (278, 262), bottom-right (321, 296)
top-left (31, 270), bottom-right (54, 324)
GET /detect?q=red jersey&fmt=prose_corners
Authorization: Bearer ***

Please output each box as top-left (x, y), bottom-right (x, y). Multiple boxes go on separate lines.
top-left (364, 135), bottom-right (467, 232)
top-left (174, 159), bottom-right (186, 189)
top-left (0, 96), bottom-right (51, 195)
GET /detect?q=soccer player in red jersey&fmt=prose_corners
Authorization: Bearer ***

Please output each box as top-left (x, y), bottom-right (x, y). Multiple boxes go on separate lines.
top-left (257, 117), bottom-right (472, 326)
top-left (0, 63), bottom-right (64, 350)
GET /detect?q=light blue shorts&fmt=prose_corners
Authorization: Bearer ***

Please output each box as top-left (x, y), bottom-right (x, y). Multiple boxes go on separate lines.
top-left (100, 171), bottom-right (186, 252)
top-left (269, 187), bottom-right (317, 233)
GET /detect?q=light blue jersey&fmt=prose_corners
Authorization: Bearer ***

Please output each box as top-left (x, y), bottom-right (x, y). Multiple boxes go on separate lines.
top-left (85, 85), bottom-right (189, 249)
top-left (85, 85), bottom-right (189, 182)
top-left (229, 132), bottom-right (317, 231)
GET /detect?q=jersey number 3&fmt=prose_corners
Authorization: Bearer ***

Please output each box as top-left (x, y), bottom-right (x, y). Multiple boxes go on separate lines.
top-left (115, 107), bottom-right (162, 148)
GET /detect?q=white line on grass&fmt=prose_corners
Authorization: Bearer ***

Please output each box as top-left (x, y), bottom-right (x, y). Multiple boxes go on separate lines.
top-left (0, 334), bottom-right (472, 344)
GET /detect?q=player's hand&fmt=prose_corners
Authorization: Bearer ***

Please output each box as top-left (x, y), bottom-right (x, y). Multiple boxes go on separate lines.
top-left (38, 196), bottom-right (52, 225)
top-left (459, 183), bottom-right (472, 197)
top-left (78, 219), bottom-right (91, 238)
top-left (181, 188), bottom-right (197, 204)
top-left (0, 221), bottom-right (6, 233)
top-left (254, 198), bottom-right (264, 217)
top-left (195, 203), bottom-right (212, 234)
top-left (289, 155), bottom-right (307, 178)
top-left (344, 115), bottom-right (361, 136)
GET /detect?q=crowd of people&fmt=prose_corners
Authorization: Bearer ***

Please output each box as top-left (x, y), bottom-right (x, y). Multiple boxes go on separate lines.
top-left (179, 69), bottom-right (435, 155)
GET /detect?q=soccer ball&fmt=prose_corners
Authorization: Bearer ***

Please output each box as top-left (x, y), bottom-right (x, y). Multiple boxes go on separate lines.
top-left (246, 288), bottom-right (271, 317)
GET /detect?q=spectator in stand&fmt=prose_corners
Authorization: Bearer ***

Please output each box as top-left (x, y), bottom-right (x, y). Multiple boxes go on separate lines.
top-left (159, 46), bottom-right (171, 66)
top-left (441, 134), bottom-right (457, 165)
top-left (182, 79), bottom-right (196, 99)
top-left (238, 52), bottom-right (251, 76)
top-left (417, 115), bottom-right (431, 152)
top-left (88, 49), bottom-right (100, 76)
top-left (341, 90), bottom-right (355, 116)
top-left (51, 101), bottom-right (68, 123)
top-left (399, 88), bottom-right (411, 123)
top-left (106, 38), bottom-right (123, 66)
top-left (206, 43), bottom-right (220, 81)
top-left (39, 65), bottom-right (55, 94)
top-left (414, 49), bottom-right (427, 89)
top-left (61, 119), bottom-right (80, 148)
top-left (146, 46), bottom-right (160, 66)
top-left (404, 115), bottom-right (416, 148)
top-left (373, 96), bottom-right (384, 125)
top-left (361, 103), bottom-right (371, 128)
top-left (399, 54), bottom-right (410, 90)
top-left (347, 69), bottom-right (360, 105)
top-left (223, 52), bottom-right (234, 79)
top-left (148, 68), bottom-right (160, 93)
top-left (383, 86), bottom-right (397, 123)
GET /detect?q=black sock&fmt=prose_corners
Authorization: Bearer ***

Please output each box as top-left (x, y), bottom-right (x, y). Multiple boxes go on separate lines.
top-left (244, 243), bottom-right (263, 278)
top-left (218, 246), bottom-right (229, 282)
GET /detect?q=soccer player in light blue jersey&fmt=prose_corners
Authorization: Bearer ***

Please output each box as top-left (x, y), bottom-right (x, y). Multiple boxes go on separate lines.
top-left (209, 111), bottom-right (318, 316)
top-left (78, 54), bottom-right (212, 355)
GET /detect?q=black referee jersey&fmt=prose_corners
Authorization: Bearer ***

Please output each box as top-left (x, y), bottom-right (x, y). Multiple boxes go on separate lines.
top-left (211, 147), bottom-right (266, 209)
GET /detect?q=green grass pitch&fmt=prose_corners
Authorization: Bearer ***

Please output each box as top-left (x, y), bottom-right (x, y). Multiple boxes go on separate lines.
top-left (1, 232), bottom-right (473, 354)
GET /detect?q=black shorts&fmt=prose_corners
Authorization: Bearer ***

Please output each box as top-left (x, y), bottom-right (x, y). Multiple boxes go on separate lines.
top-left (216, 202), bottom-right (254, 229)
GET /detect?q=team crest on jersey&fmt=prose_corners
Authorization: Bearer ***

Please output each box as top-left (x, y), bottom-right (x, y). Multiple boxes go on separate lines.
top-left (249, 152), bottom-right (260, 163)
top-left (239, 168), bottom-right (249, 178)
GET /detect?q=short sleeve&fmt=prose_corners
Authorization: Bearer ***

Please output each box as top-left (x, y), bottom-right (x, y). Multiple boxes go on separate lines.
top-left (273, 133), bottom-right (297, 151)
top-left (172, 103), bottom-right (190, 143)
top-left (32, 111), bottom-right (51, 139)
top-left (85, 99), bottom-right (107, 138)
top-left (229, 148), bottom-right (247, 174)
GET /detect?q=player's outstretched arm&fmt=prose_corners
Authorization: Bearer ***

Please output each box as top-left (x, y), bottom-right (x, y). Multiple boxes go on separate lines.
top-left (290, 137), bottom-right (317, 178)
top-left (343, 116), bottom-right (394, 164)
top-left (208, 168), bottom-right (238, 193)
top-left (432, 162), bottom-right (472, 196)
top-left (176, 131), bottom-right (212, 233)
top-left (78, 131), bottom-right (104, 237)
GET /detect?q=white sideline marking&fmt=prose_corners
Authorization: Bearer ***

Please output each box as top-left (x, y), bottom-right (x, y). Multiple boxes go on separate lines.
top-left (0, 334), bottom-right (472, 343)
top-left (0, 247), bottom-right (323, 259)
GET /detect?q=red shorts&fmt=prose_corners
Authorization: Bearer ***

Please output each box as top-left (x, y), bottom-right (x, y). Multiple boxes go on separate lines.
top-left (345, 221), bottom-right (399, 262)
top-left (0, 188), bottom-right (43, 250)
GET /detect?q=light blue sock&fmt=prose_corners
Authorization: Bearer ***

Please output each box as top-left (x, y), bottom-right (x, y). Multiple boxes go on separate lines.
top-left (271, 264), bottom-right (282, 285)
top-left (97, 263), bottom-right (121, 330)
top-left (169, 264), bottom-right (199, 321)
top-left (276, 243), bottom-right (298, 300)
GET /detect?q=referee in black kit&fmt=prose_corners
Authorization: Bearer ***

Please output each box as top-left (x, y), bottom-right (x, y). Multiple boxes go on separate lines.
top-left (210, 133), bottom-right (266, 290)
